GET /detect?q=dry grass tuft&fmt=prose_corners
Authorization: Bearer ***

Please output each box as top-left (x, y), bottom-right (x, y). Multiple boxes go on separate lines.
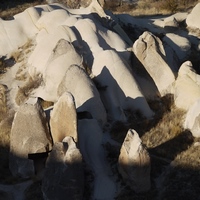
top-left (14, 39), bottom-right (35, 81)
top-left (15, 75), bottom-right (43, 106)
top-left (40, 99), bottom-right (54, 109)
top-left (113, 0), bottom-right (198, 16)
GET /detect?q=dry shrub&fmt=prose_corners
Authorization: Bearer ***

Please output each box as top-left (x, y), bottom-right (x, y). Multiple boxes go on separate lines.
top-left (142, 104), bottom-right (186, 149)
top-left (40, 99), bottom-right (54, 109)
top-left (0, 111), bottom-right (15, 183)
top-left (159, 0), bottom-right (178, 13)
top-left (15, 75), bottom-right (43, 106)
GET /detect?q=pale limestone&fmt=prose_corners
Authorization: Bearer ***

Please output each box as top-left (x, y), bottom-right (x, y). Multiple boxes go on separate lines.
top-left (50, 92), bottom-right (78, 143)
top-left (9, 100), bottom-right (53, 178)
top-left (118, 129), bottom-right (151, 193)
top-left (174, 61), bottom-right (200, 110)
top-left (133, 31), bottom-right (175, 96)
top-left (184, 99), bottom-right (200, 137)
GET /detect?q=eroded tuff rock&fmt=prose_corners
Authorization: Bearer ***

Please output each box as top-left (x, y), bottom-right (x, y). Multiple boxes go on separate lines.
top-left (163, 33), bottom-right (191, 62)
top-left (78, 119), bottom-right (116, 199)
top-left (118, 129), bottom-right (151, 193)
top-left (184, 99), bottom-right (200, 138)
top-left (174, 61), bottom-right (200, 111)
top-left (9, 100), bottom-right (53, 178)
top-left (0, 0), bottom-right (200, 198)
top-left (42, 136), bottom-right (84, 200)
top-left (58, 64), bottom-right (107, 125)
top-left (92, 49), bottom-right (154, 121)
top-left (50, 92), bottom-right (77, 143)
top-left (133, 31), bottom-right (175, 96)
top-left (186, 3), bottom-right (200, 32)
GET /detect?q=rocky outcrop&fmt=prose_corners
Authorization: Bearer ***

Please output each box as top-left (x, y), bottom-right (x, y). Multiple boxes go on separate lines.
top-left (9, 100), bottom-right (53, 178)
top-left (58, 64), bottom-right (107, 126)
top-left (133, 31), bottom-right (175, 96)
top-left (42, 136), bottom-right (84, 200)
top-left (92, 50), bottom-right (154, 120)
top-left (186, 3), bottom-right (200, 31)
top-left (118, 129), bottom-right (151, 193)
top-left (0, 84), bottom-right (7, 115)
top-left (163, 33), bottom-right (191, 62)
top-left (78, 119), bottom-right (116, 199)
top-left (1, 0), bottom-right (200, 198)
top-left (184, 99), bottom-right (200, 138)
top-left (28, 38), bottom-right (83, 102)
top-left (50, 92), bottom-right (78, 143)
top-left (174, 61), bottom-right (200, 111)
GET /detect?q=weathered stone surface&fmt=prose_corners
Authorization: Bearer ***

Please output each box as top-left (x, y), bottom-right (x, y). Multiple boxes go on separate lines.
top-left (118, 129), bottom-right (151, 193)
top-left (133, 31), bottom-right (175, 96)
top-left (28, 38), bottom-right (83, 102)
top-left (184, 99), bottom-right (200, 137)
top-left (163, 33), bottom-right (191, 62)
top-left (9, 100), bottom-right (53, 178)
top-left (78, 119), bottom-right (116, 199)
top-left (174, 61), bottom-right (200, 111)
top-left (92, 50), bottom-right (154, 120)
top-left (42, 136), bottom-right (84, 200)
top-left (186, 3), bottom-right (200, 31)
top-left (58, 64), bottom-right (107, 126)
top-left (50, 92), bottom-right (77, 143)
top-left (164, 16), bottom-right (179, 30)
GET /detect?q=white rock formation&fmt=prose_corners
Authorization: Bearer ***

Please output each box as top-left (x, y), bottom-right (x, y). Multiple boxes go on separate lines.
top-left (163, 33), bottom-right (191, 62)
top-left (186, 3), bottom-right (200, 31)
top-left (50, 92), bottom-right (78, 143)
top-left (164, 16), bottom-right (179, 29)
top-left (174, 61), bottom-right (200, 110)
top-left (133, 31), bottom-right (175, 96)
top-left (78, 119), bottom-right (116, 199)
top-left (58, 64), bottom-right (107, 126)
top-left (9, 100), bottom-right (53, 178)
top-left (92, 49), bottom-right (154, 120)
top-left (184, 99), bottom-right (200, 138)
top-left (118, 129), bottom-right (151, 193)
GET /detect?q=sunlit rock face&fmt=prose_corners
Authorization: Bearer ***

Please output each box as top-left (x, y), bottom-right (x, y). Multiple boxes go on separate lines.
top-left (186, 3), bottom-right (200, 31)
top-left (118, 129), bottom-right (151, 193)
top-left (174, 61), bottom-right (200, 111)
top-left (57, 64), bottom-right (107, 126)
top-left (184, 99), bottom-right (200, 138)
top-left (50, 92), bottom-right (78, 143)
top-left (9, 100), bottom-right (53, 178)
top-left (0, 0), bottom-right (154, 121)
top-left (133, 31), bottom-right (175, 97)
top-left (163, 33), bottom-right (191, 62)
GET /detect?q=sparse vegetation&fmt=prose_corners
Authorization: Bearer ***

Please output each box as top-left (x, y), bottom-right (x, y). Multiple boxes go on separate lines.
top-left (112, 0), bottom-right (199, 15)
top-left (108, 94), bottom-right (200, 199)
top-left (15, 75), bottom-right (43, 105)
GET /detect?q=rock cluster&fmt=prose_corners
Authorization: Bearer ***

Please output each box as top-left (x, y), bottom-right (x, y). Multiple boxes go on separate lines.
top-left (0, 0), bottom-right (200, 199)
